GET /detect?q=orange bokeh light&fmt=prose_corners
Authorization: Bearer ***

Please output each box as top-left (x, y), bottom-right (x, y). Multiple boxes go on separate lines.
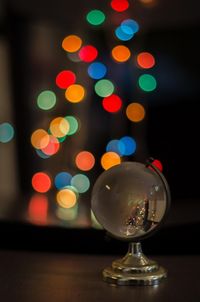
top-left (50, 117), bottom-right (69, 138)
top-left (126, 102), bottom-right (145, 122)
top-left (31, 129), bottom-right (49, 149)
top-left (137, 52), bottom-right (155, 69)
top-left (56, 188), bottom-right (77, 208)
top-left (139, 0), bottom-right (157, 5)
top-left (32, 172), bottom-right (51, 193)
top-left (65, 84), bottom-right (85, 103)
top-left (101, 152), bottom-right (121, 170)
top-left (62, 35), bottom-right (82, 53)
top-left (111, 45), bottom-right (131, 62)
top-left (75, 151), bottom-right (95, 171)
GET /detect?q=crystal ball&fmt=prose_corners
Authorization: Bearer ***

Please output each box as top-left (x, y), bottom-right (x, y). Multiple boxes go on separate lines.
top-left (91, 162), bottom-right (170, 240)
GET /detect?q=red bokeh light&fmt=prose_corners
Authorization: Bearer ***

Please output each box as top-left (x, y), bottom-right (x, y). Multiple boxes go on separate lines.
top-left (152, 159), bottom-right (163, 172)
top-left (32, 172), bottom-right (51, 193)
top-left (111, 0), bottom-right (129, 12)
top-left (28, 194), bottom-right (48, 225)
top-left (137, 52), bottom-right (155, 69)
top-left (56, 70), bottom-right (76, 89)
top-left (79, 45), bottom-right (98, 62)
top-left (75, 151), bottom-right (95, 171)
top-left (102, 94), bottom-right (122, 113)
top-left (41, 136), bottom-right (60, 156)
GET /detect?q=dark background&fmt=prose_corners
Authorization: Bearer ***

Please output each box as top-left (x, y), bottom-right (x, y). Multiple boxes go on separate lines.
top-left (0, 0), bottom-right (200, 254)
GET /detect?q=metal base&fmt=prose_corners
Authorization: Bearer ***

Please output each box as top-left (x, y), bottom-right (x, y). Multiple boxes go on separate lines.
top-left (103, 242), bottom-right (167, 286)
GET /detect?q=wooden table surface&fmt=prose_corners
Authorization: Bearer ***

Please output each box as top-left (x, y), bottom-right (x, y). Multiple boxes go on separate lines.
top-left (0, 250), bottom-right (199, 302)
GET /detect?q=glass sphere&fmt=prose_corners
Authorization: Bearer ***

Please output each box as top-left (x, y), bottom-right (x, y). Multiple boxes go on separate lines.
top-left (91, 162), bottom-right (170, 240)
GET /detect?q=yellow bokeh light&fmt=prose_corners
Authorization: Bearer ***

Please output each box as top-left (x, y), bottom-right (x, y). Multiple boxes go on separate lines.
top-left (50, 117), bottom-right (70, 138)
top-left (111, 45), bottom-right (131, 63)
top-left (65, 84), bottom-right (85, 103)
top-left (56, 188), bottom-right (77, 209)
top-left (126, 103), bottom-right (145, 122)
top-left (31, 129), bottom-right (50, 149)
top-left (101, 152), bottom-right (121, 170)
top-left (62, 35), bottom-right (82, 53)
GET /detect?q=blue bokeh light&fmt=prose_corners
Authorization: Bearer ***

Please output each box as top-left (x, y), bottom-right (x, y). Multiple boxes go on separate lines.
top-left (106, 139), bottom-right (125, 155)
top-left (115, 26), bottom-right (134, 41)
top-left (121, 19), bottom-right (139, 34)
top-left (119, 136), bottom-right (136, 156)
top-left (55, 172), bottom-right (72, 189)
top-left (36, 149), bottom-right (50, 159)
top-left (87, 62), bottom-right (107, 80)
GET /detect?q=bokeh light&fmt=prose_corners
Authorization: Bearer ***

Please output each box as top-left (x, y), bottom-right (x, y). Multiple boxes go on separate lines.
top-left (37, 90), bottom-right (56, 110)
top-left (62, 35), bottom-right (82, 53)
top-left (32, 172), bottom-right (51, 193)
top-left (111, 0), bottom-right (129, 12)
top-left (102, 94), bottom-right (122, 113)
top-left (56, 70), bottom-right (76, 89)
top-left (137, 52), bottom-right (155, 69)
top-left (71, 174), bottom-right (90, 193)
top-left (79, 45), bottom-right (98, 62)
top-left (119, 136), bottom-right (136, 155)
top-left (94, 79), bottom-right (114, 97)
top-left (31, 129), bottom-right (49, 149)
top-left (55, 172), bottom-right (72, 189)
top-left (75, 151), bottom-right (95, 171)
top-left (56, 188), bottom-right (78, 208)
top-left (67, 52), bottom-right (82, 62)
top-left (56, 205), bottom-right (78, 221)
top-left (106, 139), bottom-right (125, 155)
top-left (86, 9), bottom-right (106, 26)
top-left (121, 19), bottom-right (139, 33)
top-left (58, 135), bottom-right (67, 143)
top-left (35, 149), bottom-right (50, 159)
top-left (65, 116), bottom-right (79, 135)
top-left (41, 135), bottom-right (60, 156)
top-left (101, 152), bottom-right (121, 170)
top-left (138, 74), bottom-right (157, 92)
top-left (28, 194), bottom-right (48, 225)
top-left (49, 117), bottom-right (69, 138)
top-left (111, 45), bottom-right (131, 62)
top-left (115, 25), bottom-right (134, 41)
top-left (152, 159), bottom-right (163, 172)
top-left (65, 84), bottom-right (85, 103)
top-left (87, 62), bottom-right (107, 79)
top-left (126, 102), bottom-right (145, 122)
top-left (0, 122), bottom-right (14, 143)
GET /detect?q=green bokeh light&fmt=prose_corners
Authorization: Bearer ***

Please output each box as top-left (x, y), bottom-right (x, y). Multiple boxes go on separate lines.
top-left (56, 203), bottom-right (78, 222)
top-left (86, 9), bottom-right (105, 26)
top-left (138, 74), bottom-right (157, 92)
top-left (0, 122), bottom-right (14, 143)
top-left (71, 174), bottom-right (90, 193)
top-left (37, 90), bottom-right (56, 110)
top-left (94, 79), bottom-right (114, 97)
top-left (65, 116), bottom-right (79, 135)
top-left (58, 135), bottom-right (67, 142)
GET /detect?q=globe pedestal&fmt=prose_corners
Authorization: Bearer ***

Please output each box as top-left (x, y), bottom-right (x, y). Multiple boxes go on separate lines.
top-left (103, 242), bottom-right (167, 286)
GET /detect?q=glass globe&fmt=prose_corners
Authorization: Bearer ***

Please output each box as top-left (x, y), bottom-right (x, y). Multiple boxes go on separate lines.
top-left (91, 161), bottom-right (170, 241)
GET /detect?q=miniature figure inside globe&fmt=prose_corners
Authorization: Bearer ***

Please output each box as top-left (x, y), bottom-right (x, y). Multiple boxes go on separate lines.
top-left (91, 162), bottom-right (169, 240)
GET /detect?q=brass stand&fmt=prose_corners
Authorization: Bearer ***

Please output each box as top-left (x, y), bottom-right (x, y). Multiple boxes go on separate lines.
top-left (103, 242), bottom-right (167, 286)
